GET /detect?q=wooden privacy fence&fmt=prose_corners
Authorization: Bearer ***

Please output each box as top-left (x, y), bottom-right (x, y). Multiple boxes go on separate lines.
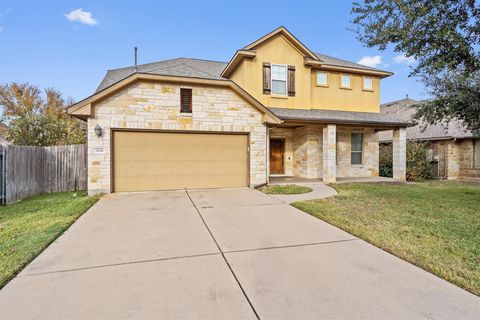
top-left (0, 144), bottom-right (87, 204)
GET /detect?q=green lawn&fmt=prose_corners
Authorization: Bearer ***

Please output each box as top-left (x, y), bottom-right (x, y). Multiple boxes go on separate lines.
top-left (292, 181), bottom-right (480, 296)
top-left (260, 184), bottom-right (313, 194)
top-left (0, 191), bottom-right (99, 288)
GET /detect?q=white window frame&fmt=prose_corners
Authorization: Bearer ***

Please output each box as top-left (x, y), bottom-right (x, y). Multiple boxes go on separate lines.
top-left (316, 71), bottom-right (328, 86)
top-left (363, 76), bottom-right (373, 91)
top-left (271, 63), bottom-right (288, 96)
top-left (340, 74), bottom-right (352, 89)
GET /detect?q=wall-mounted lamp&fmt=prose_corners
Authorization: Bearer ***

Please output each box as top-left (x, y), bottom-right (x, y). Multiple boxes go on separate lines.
top-left (94, 124), bottom-right (103, 138)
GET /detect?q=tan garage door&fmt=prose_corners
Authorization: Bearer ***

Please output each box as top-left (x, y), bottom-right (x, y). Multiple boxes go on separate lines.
top-left (112, 131), bottom-right (249, 192)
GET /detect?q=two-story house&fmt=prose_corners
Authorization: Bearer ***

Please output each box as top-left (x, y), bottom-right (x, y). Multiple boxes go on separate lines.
top-left (68, 27), bottom-right (408, 194)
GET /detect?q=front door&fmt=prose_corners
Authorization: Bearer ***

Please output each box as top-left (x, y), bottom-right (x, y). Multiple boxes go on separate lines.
top-left (270, 139), bottom-right (285, 174)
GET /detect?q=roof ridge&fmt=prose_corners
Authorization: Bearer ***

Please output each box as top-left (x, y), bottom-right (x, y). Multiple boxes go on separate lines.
top-left (106, 57), bottom-right (227, 72)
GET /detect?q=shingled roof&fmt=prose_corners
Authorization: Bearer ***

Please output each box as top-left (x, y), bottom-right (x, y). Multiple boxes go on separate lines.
top-left (96, 53), bottom-right (388, 92)
top-left (378, 98), bottom-right (474, 141)
top-left (269, 107), bottom-right (408, 127)
top-left (314, 52), bottom-right (387, 73)
top-left (96, 58), bottom-right (228, 92)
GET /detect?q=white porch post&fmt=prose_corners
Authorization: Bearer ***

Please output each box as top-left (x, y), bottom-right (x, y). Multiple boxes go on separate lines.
top-left (393, 127), bottom-right (407, 181)
top-left (322, 124), bottom-right (336, 183)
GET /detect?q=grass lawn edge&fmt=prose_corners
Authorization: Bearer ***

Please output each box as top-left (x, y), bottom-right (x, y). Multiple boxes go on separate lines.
top-left (291, 181), bottom-right (480, 296)
top-left (0, 191), bottom-right (100, 289)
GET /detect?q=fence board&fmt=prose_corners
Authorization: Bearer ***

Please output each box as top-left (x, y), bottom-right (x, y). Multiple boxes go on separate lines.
top-left (2, 144), bottom-right (86, 204)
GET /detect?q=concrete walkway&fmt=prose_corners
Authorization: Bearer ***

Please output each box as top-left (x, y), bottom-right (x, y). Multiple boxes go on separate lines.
top-left (0, 189), bottom-right (479, 319)
top-left (266, 182), bottom-right (337, 203)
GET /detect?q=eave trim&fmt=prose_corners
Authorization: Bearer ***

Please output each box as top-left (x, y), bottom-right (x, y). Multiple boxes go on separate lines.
top-left (220, 50), bottom-right (257, 78)
top-left (304, 58), bottom-right (393, 78)
top-left (279, 116), bottom-right (409, 128)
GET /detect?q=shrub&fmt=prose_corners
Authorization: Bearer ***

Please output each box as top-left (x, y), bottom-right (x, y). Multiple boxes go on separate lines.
top-left (406, 141), bottom-right (434, 181)
top-left (379, 141), bottom-right (434, 181)
top-left (379, 144), bottom-right (393, 177)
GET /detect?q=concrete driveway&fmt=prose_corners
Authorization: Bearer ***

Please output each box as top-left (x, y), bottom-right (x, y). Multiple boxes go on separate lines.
top-left (0, 188), bottom-right (479, 319)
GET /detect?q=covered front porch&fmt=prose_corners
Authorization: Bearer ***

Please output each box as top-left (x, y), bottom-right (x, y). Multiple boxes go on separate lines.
top-left (267, 120), bottom-right (407, 183)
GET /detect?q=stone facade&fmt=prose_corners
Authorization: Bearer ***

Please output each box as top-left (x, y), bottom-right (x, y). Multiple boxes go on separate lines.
top-left (322, 125), bottom-right (336, 183)
top-left (269, 125), bottom-right (380, 180)
top-left (337, 127), bottom-right (379, 178)
top-left (294, 125), bottom-right (323, 179)
top-left (393, 128), bottom-right (407, 181)
top-left (87, 81), bottom-right (268, 194)
top-left (446, 139), bottom-right (480, 180)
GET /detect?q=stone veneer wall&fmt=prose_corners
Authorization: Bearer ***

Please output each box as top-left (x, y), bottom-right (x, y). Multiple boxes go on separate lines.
top-left (447, 139), bottom-right (480, 180)
top-left (87, 81), bottom-right (268, 194)
top-left (293, 126), bottom-right (323, 179)
top-left (270, 125), bottom-right (379, 179)
top-left (337, 127), bottom-right (379, 178)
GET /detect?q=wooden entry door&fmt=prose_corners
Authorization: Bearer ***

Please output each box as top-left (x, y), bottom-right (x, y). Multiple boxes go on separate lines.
top-left (270, 139), bottom-right (285, 174)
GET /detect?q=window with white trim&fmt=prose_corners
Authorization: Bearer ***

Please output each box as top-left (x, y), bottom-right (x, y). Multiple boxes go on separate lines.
top-left (316, 71), bottom-right (328, 86)
top-left (341, 74), bottom-right (351, 88)
top-left (351, 133), bottom-right (363, 165)
top-left (363, 77), bottom-right (373, 90)
top-left (271, 64), bottom-right (287, 95)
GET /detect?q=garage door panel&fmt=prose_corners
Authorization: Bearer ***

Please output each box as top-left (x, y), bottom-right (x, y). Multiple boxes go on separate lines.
top-left (113, 131), bottom-right (248, 192)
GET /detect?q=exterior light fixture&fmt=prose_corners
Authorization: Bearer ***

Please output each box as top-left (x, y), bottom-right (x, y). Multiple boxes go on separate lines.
top-left (94, 124), bottom-right (103, 137)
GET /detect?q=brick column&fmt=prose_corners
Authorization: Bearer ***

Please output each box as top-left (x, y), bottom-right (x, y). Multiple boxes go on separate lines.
top-left (392, 127), bottom-right (406, 181)
top-left (322, 124), bottom-right (336, 183)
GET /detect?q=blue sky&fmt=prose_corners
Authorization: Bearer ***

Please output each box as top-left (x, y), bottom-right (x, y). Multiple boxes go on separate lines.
top-left (0, 0), bottom-right (427, 104)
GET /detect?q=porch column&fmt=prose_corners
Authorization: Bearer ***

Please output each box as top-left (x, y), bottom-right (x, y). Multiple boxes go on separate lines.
top-left (392, 127), bottom-right (407, 181)
top-left (322, 124), bottom-right (336, 183)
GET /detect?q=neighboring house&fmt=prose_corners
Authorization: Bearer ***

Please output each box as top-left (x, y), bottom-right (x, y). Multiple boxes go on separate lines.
top-left (379, 98), bottom-right (480, 180)
top-left (68, 26), bottom-right (408, 195)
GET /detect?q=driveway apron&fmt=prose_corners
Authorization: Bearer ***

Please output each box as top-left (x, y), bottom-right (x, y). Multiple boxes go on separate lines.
top-left (0, 188), bottom-right (479, 319)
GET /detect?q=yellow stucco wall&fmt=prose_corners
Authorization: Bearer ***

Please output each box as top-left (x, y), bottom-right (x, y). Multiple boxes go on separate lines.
top-left (229, 34), bottom-right (381, 113)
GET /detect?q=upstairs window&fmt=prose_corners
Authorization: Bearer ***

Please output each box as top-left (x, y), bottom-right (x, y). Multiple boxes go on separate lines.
top-left (341, 74), bottom-right (351, 88)
top-left (316, 72), bottom-right (328, 86)
top-left (180, 88), bottom-right (192, 113)
top-left (363, 77), bottom-right (373, 90)
top-left (271, 64), bottom-right (287, 95)
top-left (351, 133), bottom-right (363, 165)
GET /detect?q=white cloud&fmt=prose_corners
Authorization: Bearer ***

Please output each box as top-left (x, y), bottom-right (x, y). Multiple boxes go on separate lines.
top-left (65, 9), bottom-right (98, 26)
top-left (393, 53), bottom-right (416, 65)
top-left (357, 55), bottom-right (382, 68)
top-left (0, 26), bottom-right (3, 32)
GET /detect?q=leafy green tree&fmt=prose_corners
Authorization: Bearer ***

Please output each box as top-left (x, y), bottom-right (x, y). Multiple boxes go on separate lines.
top-left (0, 82), bottom-right (86, 146)
top-left (351, 0), bottom-right (480, 135)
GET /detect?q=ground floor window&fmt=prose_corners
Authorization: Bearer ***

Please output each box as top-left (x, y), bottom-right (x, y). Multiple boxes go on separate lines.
top-left (351, 133), bottom-right (363, 165)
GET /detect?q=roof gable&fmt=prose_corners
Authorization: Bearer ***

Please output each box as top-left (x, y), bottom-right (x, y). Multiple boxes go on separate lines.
top-left (68, 73), bottom-right (281, 124)
top-left (243, 26), bottom-right (319, 60)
